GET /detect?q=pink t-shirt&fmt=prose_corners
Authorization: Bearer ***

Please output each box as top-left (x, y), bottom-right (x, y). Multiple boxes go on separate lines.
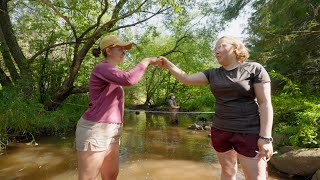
top-left (82, 61), bottom-right (147, 123)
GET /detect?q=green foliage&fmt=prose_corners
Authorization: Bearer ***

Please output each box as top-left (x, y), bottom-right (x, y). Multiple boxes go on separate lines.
top-left (120, 3), bottom-right (218, 106)
top-left (269, 70), bottom-right (302, 96)
top-left (274, 99), bottom-right (320, 148)
top-left (217, 0), bottom-right (252, 21)
top-left (182, 92), bottom-right (215, 112)
top-left (1, 0), bottom-right (220, 109)
top-left (247, 0), bottom-right (320, 91)
top-left (159, 0), bottom-right (185, 12)
top-left (34, 57), bottom-right (72, 103)
top-left (272, 96), bottom-right (307, 125)
top-left (0, 88), bottom-right (88, 153)
top-left (270, 70), bottom-right (319, 148)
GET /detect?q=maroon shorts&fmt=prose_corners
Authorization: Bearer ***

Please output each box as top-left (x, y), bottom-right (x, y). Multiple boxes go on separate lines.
top-left (210, 127), bottom-right (259, 157)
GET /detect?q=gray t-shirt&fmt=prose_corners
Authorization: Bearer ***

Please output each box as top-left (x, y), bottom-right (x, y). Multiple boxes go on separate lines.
top-left (203, 62), bottom-right (271, 133)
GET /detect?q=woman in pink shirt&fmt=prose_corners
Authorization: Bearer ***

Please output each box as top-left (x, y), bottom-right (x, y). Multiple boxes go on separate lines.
top-left (76, 35), bottom-right (157, 180)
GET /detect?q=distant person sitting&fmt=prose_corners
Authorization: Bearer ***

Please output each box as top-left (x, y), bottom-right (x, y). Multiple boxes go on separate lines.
top-left (168, 93), bottom-right (180, 110)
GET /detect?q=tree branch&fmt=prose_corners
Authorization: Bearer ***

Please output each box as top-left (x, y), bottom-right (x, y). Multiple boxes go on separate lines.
top-left (28, 41), bottom-right (80, 64)
top-left (102, 0), bottom-right (128, 31)
top-left (292, 30), bottom-right (320, 34)
top-left (78, 0), bottom-right (109, 40)
top-left (39, 0), bottom-right (77, 39)
top-left (82, 0), bottom-right (150, 41)
top-left (160, 35), bottom-right (189, 56)
top-left (71, 85), bottom-right (89, 94)
top-left (109, 7), bottom-right (168, 32)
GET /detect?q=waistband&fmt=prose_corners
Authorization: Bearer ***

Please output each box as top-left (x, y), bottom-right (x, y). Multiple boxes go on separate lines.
top-left (80, 117), bottom-right (123, 126)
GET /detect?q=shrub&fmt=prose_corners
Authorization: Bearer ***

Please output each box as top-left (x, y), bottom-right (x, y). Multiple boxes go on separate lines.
top-left (0, 88), bottom-right (88, 153)
top-left (274, 99), bottom-right (320, 148)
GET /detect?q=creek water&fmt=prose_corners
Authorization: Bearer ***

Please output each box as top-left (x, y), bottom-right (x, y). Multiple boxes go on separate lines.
top-left (0, 112), bottom-right (303, 180)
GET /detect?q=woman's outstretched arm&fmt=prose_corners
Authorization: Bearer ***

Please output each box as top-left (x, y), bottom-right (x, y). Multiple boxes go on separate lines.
top-left (159, 56), bottom-right (208, 85)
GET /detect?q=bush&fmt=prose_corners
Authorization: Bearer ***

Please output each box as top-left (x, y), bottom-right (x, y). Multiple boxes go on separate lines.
top-left (273, 97), bottom-right (320, 148)
top-left (182, 93), bottom-right (215, 112)
top-left (272, 96), bottom-right (307, 125)
top-left (270, 70), bottom-right (319, 148)
top-left (0, 88), bottom-right (88, 153)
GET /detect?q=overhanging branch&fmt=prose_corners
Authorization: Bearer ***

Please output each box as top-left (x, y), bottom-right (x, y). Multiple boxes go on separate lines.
top-left (39, 0), bottom-right (78, 39)
top-left (28, 41), bottom-right (80, 64)
top-left (71, 85), bottom-right (89, 94)
top-left (109, 8), bottom-right (168, 32)
top-left (160, 35), bottom-right (189, 56)
top-left (78, 0), bottom-right (109, 41)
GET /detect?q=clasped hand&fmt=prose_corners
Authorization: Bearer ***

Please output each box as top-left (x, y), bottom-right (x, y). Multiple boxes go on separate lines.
top-left (145, 56), bottom-right (170, 69)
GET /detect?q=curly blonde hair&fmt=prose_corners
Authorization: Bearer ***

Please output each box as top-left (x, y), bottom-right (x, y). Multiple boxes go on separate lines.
top-left (218, 36), bottom-right (250, 63)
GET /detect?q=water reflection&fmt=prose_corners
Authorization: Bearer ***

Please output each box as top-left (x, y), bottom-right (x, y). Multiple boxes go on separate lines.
top-left (0, 112), bottom-right (303, 180)
top-left (121, 112), bottom-right (216, 163)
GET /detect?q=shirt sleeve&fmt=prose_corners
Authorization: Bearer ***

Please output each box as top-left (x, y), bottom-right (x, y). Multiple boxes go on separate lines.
top-left (253, 63), bottom-right (271, 83)
top-left (93, 62), bottom-right (148, 86)
top-left (202, 69), bottom-right (211, 83)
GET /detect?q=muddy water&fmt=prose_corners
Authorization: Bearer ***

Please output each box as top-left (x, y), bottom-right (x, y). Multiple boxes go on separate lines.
top-left (0, 112), bottom-right (302, 180)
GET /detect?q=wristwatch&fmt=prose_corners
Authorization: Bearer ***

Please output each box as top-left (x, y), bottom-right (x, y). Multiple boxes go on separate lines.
top-left (259, 136), bottom-right (273, 143)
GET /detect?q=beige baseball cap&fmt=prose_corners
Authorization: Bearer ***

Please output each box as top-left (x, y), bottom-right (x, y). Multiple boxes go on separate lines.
top-left (99, 35), bottom-right (132, 50)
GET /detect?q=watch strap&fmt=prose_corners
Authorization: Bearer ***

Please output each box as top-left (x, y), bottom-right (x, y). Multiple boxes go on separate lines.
top-left (259, 136), bottom-right (273, 142)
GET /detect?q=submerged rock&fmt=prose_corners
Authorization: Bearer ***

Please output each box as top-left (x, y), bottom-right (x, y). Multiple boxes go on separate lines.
top-left (187, 122), bottom-right (212, 131)
top-left (188, 123), bottom-right (203, 130)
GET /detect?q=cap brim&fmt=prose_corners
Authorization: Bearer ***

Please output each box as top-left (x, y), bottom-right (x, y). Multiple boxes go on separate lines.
top-left (115, 42), bottom-right (132, 50)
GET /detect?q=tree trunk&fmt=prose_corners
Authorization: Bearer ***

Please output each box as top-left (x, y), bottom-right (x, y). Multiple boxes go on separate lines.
top-left (0, 67), bottom-right (12, 86)
top-left (0, 0), bottom-right (33, 95)
top-left (45, 38), bottom-right (96, 110)
top-left (0, 26), bottom-right (19, 81)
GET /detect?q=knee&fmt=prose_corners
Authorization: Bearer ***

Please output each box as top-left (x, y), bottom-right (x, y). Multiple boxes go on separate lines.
top-left (220, 164), bottom-right (237, 179)
top-left (101, 168), bottom-right (119, 180)
top-left (221, 167), bottom-right (237, 178)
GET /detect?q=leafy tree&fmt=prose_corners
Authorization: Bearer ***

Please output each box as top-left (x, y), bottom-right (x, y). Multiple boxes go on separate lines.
top-left (216, 0), bottom-right (320, 92)
top-left (0, 0), bottom-right (188, 110)
top-left (248, 1), bottom-right (320, 90)
top-left (0, 0), bottom-right (221, 110)
top-left (122, 0), bottom-right (219, 106)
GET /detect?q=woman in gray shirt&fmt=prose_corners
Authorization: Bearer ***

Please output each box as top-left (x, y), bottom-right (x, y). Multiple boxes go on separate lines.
top-left (159, 36), bottom-right (273, 180)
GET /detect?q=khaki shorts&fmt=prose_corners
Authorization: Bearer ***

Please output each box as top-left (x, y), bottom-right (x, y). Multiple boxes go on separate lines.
top-left (75, 117), bottom-right (123, 151)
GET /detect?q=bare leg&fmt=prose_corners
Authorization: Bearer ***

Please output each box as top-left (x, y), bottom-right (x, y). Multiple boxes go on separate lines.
top-left (216, 149), bottom-right (238, 180)
top-left (238, 153), bottom-right (267, 180)
top-left (101, 143), bottom-right (120, 180)
top-left (77, 144), bottom-right (106, 180)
